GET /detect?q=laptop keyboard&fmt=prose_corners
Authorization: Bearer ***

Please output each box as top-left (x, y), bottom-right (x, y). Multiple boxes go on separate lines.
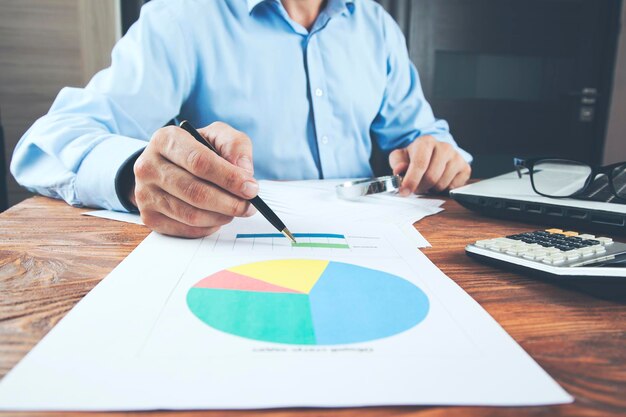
top-left (576, 166), bottom-right (626, 204)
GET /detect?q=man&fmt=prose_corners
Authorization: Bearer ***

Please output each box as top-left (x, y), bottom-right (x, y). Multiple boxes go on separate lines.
top-left (11, 0), bottom-right (472, 238)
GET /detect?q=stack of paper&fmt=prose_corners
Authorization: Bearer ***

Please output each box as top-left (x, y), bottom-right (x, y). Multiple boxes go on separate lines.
top-left (85, 179), bottom-right (445, 247)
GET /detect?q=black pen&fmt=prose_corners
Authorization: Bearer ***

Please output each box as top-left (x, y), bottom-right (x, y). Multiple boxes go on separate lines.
top-left (179, 120), bottom-right (297, 244)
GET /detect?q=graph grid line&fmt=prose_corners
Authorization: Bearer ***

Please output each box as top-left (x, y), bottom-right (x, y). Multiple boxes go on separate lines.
top-left (235, 233), bottom-right (350, 250)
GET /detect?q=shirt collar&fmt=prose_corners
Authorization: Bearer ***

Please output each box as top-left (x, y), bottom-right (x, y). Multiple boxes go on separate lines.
top-left (246, 0), bottom-right (355, 16)
top-left (326, 0), bottom-right (355, 17)
top-left (246, 0), bottom-right (266, 13)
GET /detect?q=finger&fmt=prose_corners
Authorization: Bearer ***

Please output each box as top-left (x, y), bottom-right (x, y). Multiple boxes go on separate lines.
top-left (417, 143), bottom-right (455, 194)
top-left (140, 210), bottom-right (221, 239)
top-left (152, 158), bottom-right (257, 218)
top-left (449, 166), bottom-right (472, 190)
top-left (154, 126), bottom-right (258, 200)
top-left (399, 137), bottom-right (436, 195)
top-left (199, 122), bottom-right (254, 174)
top-left (389, 148), bottom-right (409, 176)
top-left (140, 188), bottom-right (234, 228)
top-left (433, 156), bottom-right (468, 192)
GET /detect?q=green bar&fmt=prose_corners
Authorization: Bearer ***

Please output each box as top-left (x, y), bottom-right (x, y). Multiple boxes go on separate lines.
top-left (292, 243), bottom-right (350, 249)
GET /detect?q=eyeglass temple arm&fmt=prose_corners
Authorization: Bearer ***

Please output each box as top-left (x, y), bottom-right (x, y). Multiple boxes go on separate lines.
top-left (513, 158), bottom-right (526, 178)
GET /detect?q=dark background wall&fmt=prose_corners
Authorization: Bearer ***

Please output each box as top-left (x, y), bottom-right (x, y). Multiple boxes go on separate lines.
top-left (378, 0), bottom-right (623, 178)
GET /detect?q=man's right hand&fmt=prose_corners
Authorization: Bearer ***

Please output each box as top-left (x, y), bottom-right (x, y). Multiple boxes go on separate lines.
top-left (131, 122), bottom-right (259, 238)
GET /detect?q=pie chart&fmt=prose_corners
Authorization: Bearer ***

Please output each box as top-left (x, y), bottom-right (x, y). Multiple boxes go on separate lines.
top-left (186, 259), bottom-right (429, 345)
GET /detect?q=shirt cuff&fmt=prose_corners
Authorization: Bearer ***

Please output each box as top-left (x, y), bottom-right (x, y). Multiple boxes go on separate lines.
top-left (75, 136), bottom-right (147, 211)
top-left (115, 148), bottom-right (144, 212)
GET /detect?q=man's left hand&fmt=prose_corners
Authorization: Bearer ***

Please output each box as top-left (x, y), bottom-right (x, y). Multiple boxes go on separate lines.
top-left (389, 135), bottom-right (471, 196)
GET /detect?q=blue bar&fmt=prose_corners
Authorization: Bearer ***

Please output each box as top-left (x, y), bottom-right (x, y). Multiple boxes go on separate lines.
top-left (236, 233), bottom-right (346, 239)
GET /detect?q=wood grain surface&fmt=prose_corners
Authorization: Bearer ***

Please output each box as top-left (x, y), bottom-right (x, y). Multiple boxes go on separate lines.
top-left (0, 196), bottom-right (624, 417)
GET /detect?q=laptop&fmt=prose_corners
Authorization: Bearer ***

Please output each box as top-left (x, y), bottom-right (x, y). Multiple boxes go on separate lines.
top-left (449, 169), bottom-right (626, 235)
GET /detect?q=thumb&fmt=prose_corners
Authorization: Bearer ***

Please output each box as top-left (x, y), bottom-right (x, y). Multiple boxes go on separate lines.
top-left (389, 148), bottom-right (409, 176)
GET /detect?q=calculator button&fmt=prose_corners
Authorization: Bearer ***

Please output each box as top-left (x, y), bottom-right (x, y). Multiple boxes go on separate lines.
top-left (562, 231), bottom-right (579, 236)
top-left (596, 237), bottom-right (613, 246)
top-left (565, 252), bottom-right (581, 261)
top-left (507, 247), bottom-right (529, 256)
top-left (544, 247), bottom-right (561, 254)
top-left (489, 241), bottom-right (512, 249)
top-left (590, 245), bottom-right (606, 254)
top-left (579, 247), bottom-right (595, 257)
top-left (524, 251), bottom-right (547, 261)
top-left (475, 239), bottom-right (491, 248)
top-left (543, 256), bottom-right (565, 265)
top-left (567, 243), bottom-right (585, 249)
top-left (546, 228), bottom-right (563, 233)
top-left (578, 234), bottom-right (596, 239)
top-left (495, 239), bottom-right (517, 246)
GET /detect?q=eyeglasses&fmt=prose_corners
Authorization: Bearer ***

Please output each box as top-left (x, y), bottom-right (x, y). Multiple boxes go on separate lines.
top-left (514, 157), bottom-right (626, 200)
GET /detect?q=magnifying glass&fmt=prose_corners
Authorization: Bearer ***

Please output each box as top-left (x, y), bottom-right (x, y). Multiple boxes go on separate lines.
top-left (336, 175), bottom-right (403, 200)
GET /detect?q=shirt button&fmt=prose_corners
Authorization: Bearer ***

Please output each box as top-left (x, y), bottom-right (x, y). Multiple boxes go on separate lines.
top-left (315, 88), bottom-right (323, 97)
top-left (321, 136), bottom-right (329, 144)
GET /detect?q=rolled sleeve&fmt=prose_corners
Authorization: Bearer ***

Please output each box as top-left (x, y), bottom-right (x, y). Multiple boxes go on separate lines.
top-left (371, 10), bottom-right (472, 164)
top-left (75, 136), bottom-right (147, 211)
top-left (10, 1), bottom-right (193, 211)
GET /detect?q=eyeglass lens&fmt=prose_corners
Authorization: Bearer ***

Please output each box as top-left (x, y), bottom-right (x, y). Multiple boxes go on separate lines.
top-left (531, 159), bottom-right (592, 197)
top-left (612, 163), bottom-right (626, 199)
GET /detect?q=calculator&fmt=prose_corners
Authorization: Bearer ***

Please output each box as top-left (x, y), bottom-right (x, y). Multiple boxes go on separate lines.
top-left (465, 229), bottom-right (626, 287)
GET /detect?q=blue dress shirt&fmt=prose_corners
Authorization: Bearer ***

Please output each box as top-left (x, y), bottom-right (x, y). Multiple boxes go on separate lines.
top-left (11, 0), bottom-right (471, 212)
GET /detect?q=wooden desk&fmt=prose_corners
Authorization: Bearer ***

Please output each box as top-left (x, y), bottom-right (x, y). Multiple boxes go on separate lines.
top-left (0, 196), bottom-right (624, 417)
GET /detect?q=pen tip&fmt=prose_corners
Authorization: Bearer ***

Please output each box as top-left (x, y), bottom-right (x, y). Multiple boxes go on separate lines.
top-left (282, 229), bottom-right (297, 244)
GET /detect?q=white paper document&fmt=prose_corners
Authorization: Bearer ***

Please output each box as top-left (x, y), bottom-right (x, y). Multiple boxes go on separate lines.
top-left (84, 179), bottom-right (443, 248)
top-left (259, 180), bottom-right (443, 247)
top-left (257, 179), bottom-right (444, 226)
top-left (0, 215), bottom-right (572, 410)
top-left (83, 209), bottom-right (145, 225)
